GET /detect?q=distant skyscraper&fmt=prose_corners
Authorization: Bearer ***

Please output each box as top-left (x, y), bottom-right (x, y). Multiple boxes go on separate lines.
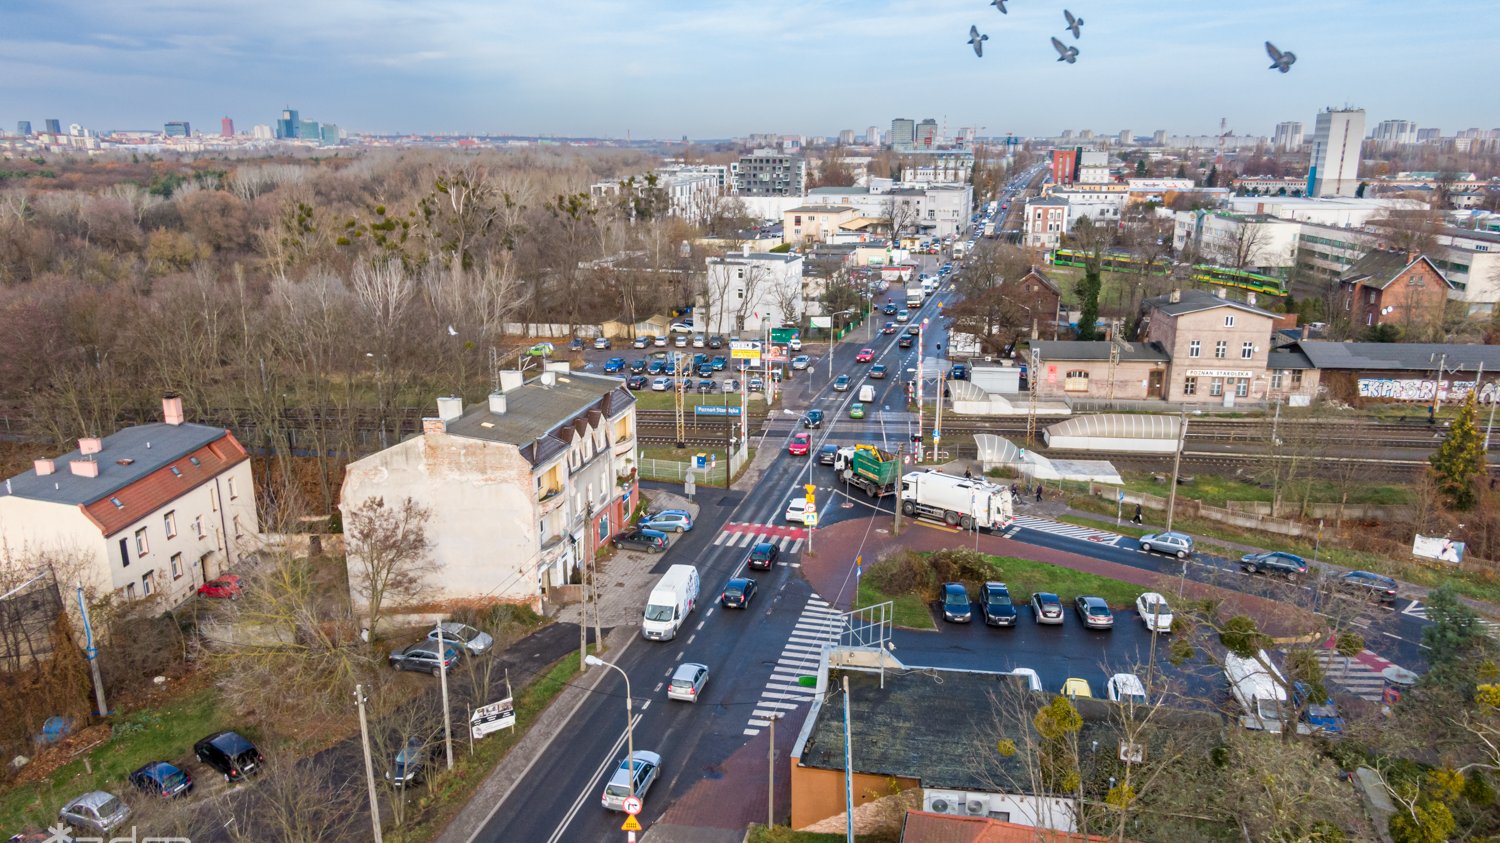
top-left (1307, 107), bottom-right (1365, 198)
top-left (838, 129), bottom-right (855, 145)
top-left (957, 127), bottom-right (976, 145)
top-left (1060, 129), bottom-right (1074, 140)
top-left (15, 121), bottom-right (30, 136)
top-left (1079, 129), bottom-right (1095, 141)
top-left (1151, 129), bottom-right (1167, 146)
top-left (1372, 119), bottom-right (1417, 146)
top-left (865, 126), bottom-right (880, 145)
top-left (252, 124), bottom-right (274, 140)
top-left (1117, 129), bottom-right (1131, 146)
top-left (298, 120), bottom-right (321, 141)
top-left (1417, 127), bottom-right (1441, 142)
top-left (915, 118), bottom-right (939, 149)
top-left (1273, 121), bottom-right (1304, 152)
top-left (890, 118), bottom-right (915, 151)
top-left (221, 117), bottom-right (234, 138)
top-left (43, 118), bottom-right (61, 135)
top-left (276, 108), bottom-right (300, 140)
top-left (164, 121), bottom-right (191, 138)
top-left (319, 123), bottom-right (340, 145)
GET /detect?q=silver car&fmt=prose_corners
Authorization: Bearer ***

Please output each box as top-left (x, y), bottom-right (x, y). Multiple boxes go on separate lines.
top-left (601, 750), bottom-right (661, 811)
top-left (428, 622), bottom-right (494, 656)
top-left (666, 662), bottom-right (709, 702)
top-left (641, 510), bottom-right (694, 533)
top-left (791, 355), bottom-right (811, 370)
top-left (1138, 531), bottom-right (1194, 559)
top-left (59, 791), bottom-right (131, 835)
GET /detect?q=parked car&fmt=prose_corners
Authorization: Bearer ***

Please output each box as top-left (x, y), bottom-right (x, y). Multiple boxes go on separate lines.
top-left (818, 443), bottom-right (839, 465)
top-left (128, 761), bottom-right (193, 798)
top-left (1006, 668), bottom-right (1043, 692)
top-left (198, 574), bottom-right (242, 599)
top-left (692, 334), bottom-right (706, 348)
top-left (653, 335), bottom-right (667, 347)
top-left (1061, 678), bottom-right (1093, 699)
top-left (1107, 673), bottom-right (1147, 704)
top-left (593, 337), bottom-right (612, 350)
top-left (855, 348), bottom-right (875, 363)
top-left (695, 363), bottom-right (714, 378)
top-left (785, 498), bottom-right (809, 523)
top-left (941, 582), bottom-right (972, 623)
top-left (788, 433), bottom-right (811, 456)
top-left (1074, 596), bottom-right (1115, 629)
top-left (898, 335), bottom-right (914, 349)
top-left (711, 355), bottom-right (728, 371)
top-left (1138, 531), bottom-right (1195, 559)
top-left (803, 409), bottom-right (824, 429)
top-left (747, 541), bottom-right (779, 571)
top-left (667, 663), bottom-right (710, 702)
top-left (1332, 570), bottom-right (1398, 604)
top-left (670, 321), bottom-right (693, 334)
top-left (193, 730), bottom-right (265, 782)
top-left (722, 377), bottom-right (740, 392)
top-left (833, 374), bottom-right (851, 392)
top-left (1031, 592), bottom-right (1064, 624)
top-left (848, 402), bottom-right (866, 419)
top-left (950, 363), bottom-right (968, 380)
top-left (641, 510), bottom-right (694, 533)
top-left (387, 735), bottom-right (437, 786)
top-left (614, 528), bottom-right (669, 553)
top-left (1293, 682), bottom-right (1345, 733)
top-left (526, 342), bottom-right (555, 357)
top-left (647, 359), bottom-right (666, 375)
top-left (601, 750), bottom-right (661, 811)
top-left (869, 364), bottom-right (888, 379)
top-left (428, 621), bottom-right (494, 655)
top-left (708, 335), bottom-right (725, 349)
top-left (748, 377), bottom-right (765, 392)
top-left (1240, 550), bottom-right (1307, 578)
top-left (791, 355), bottom-right (811, 370)
top-left (632, 336), bottom-right (651, 349)
top-left (980, 582), bottom-right (1017, 626)
top-left (626, 374), bottom-right (649, 390)
top-left (389, 640), bottom-right (463, 675)
top-left (58, 792), bottom-right (131, 835)
top-left (569, 337), bottom-right (586, 352)
top-left (650, 377), bottom-right (672, 392)
top-left (603, 356), bottom-right (626, 373)
top-left (1135, 592), bottom-right (1174, 632)
top-left (673, 334), bottom-right (688, 348)
top-left (720, 577), bottom-right (758, 609)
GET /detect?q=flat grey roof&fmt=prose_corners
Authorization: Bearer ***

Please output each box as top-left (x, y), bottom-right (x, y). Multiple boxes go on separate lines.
top-left (2, 422), bottom-right (228, 506)
top-left (1032, 340), bottom-right (1170, 363)
top-left (1292, 340), bottom-right (1500, 373)
top-left (444, 372), bottom-right (634, 465)
top-left (1145, 289), bottom-right (1277, 319)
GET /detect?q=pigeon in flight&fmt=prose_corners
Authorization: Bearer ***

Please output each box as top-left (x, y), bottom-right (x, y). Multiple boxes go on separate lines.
top-left (968, 25), bottom-right (989, 57)
top-left (1052, 36), bottom-right (1079, 63)
top-left (991, 0), bottom-right (1008, 13)
top-left (1063, 9), bottom-right (1083, 38)
top-left (1265, 41), bottom-right (1296, 73)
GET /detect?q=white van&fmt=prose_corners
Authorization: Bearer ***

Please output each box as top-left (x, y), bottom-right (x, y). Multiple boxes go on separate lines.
top-left (1224, 649), bottom-right (1299, 733)
top-left (857, 384), bottom-right (876, 402)
top-left (642, 564), bottom-right (700, 641)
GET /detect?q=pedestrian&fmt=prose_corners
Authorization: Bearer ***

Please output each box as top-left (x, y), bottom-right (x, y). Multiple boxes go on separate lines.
top-left (964, 467), bottom-right (973, 479)
top-left (1132, 503), bottom-right (1143, 524)
top-left (1428, 404), bottom-right (1436, 426)
top-left (1035, 484), bottom-right (1043, 503)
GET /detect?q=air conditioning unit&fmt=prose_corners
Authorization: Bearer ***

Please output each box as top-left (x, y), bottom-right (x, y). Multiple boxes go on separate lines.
top-left (966, 798), bottom-right (988, 815)
top-left (924, 791), bottom-right (966, 815)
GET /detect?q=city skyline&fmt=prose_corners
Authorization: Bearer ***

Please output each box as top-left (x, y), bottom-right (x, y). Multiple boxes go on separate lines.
top-left (2, 0), bottom-right (1496, 138)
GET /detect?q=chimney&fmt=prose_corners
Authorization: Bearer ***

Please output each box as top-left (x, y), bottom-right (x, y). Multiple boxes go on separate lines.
top-left (499, 370), bottom-right (525, 393)
top-left (742, 243), bottom-right (751, 258)
top-left (1169, 289), bottom-right (1181, 304)
top-left (540, 371), bottom-right (557, 387)
top-left (1300, 323), bottom-right (1311, 340)
top-left (162, 392), bottom-right (185, 426)
top-left (69, 459), bottom-right (99, 478)
top-left (488, 391), bottom-right (508, 415)
top-left (34, 459), bottom-right (54, 476)
top-left (436, 396), bottom-right (464, 422)
top-left (78, 437), bottom-right (102, 455)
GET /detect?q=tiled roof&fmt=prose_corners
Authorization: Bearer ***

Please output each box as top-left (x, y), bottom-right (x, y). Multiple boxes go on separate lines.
top-left (1144, 289), bottom-right (1276, 319)
top-left (1337, 250), bottom-right (1451, 291)
top-left (901, 812), bottom-right (1126, 843)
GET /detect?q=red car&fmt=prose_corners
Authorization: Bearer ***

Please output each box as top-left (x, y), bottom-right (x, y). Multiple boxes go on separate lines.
top-left (855, 348), bottom-right (875, 363)
top-left (787, 433), bottom-right (811, 456)
top-left (198, 574), bottom-right (242, 599)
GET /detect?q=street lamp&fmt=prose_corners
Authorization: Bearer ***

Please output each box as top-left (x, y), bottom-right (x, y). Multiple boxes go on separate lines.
top-left (830, 309), bottom-right (856, 381)
top-left (584, 655), bottom-right (637, 798)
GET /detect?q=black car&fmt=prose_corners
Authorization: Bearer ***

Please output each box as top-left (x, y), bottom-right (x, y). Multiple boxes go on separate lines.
top-left (869, 364), bottom-right (887, 379)
top-left (626, 374), bottom-right (649, 390)
top-left (747, 541), bottom-right (779, 571)
top-left (128, 761), bottom-right (193, 798)
top-left (818, 444), bottom-right (839, 465)
top-left (803, 409), bottom-right (824, 429)
top-left (720, 577), bottom-right (758, 609)
top-left (696, 363), bottom-right (714, 378)
top-left (193, 730), bottom-right (264, 783)
top-left (883, 303), bottom-right (898, 315)
top-left (1240, 551), bottom-right (1308, 578)
top-left (898, 335), bottom-right (914, 349)
top-left (980, 582), bottom-right (1017, 626)
top-left (1333, 570), bottom-right (1398, 604)
top-left (629, 359), bottom-right (648, 374)
top-left (387, 735), bottom-right (437, 787)
top-left (941, 582), bottom-right (972, 623)
top-left (708, 335), bottom-right (725, 349)
top-left (614, 529), bottom-right (669, 553)
top-left (950, 363), bottom-right (968, 380)
top-left (697, 379), bottom-right (716, 393)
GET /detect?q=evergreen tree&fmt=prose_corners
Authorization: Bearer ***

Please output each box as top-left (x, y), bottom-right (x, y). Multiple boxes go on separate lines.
top-left (1134, 159), bottom-right (1147, 177)
top-left (1175, 163), bottom-right (1187, 179)
top-left (1075, 266), bottom-right (1102, 340)
top-left (1205, 165), bottom-right (1219, 188)
top-left (1430, 392), bottom-right (1487, 510)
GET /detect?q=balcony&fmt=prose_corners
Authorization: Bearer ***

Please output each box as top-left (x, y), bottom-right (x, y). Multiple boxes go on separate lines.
top-left (538, 487), bottom-right (566, 514)
top-left (612, 434), bottom-right (636, 458)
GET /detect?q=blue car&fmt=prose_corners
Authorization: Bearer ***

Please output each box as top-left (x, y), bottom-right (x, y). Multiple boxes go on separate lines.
top-left (603, 356), bottom-right (626, 373)
top-left (648, 360), bottom-right (666, 375)
top-left (129, 761), bottom-right (194, 798)
top-left (1293, 682), bottom-right (1345, 734)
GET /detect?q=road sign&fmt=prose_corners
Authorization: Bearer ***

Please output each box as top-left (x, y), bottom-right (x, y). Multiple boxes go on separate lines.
top-left (804, 511), bottom-right (819, 527)
top-left (622, 796), bottom-right (643, 816)
top-left (804, 484), bottom-right (816, 495)
top-left (730, 340), bottom-right (762, 361)
top-left (694, 405), bottom-right (742, 416)
top-left (932, 429), bottom-right (941, 441)
top-left (771, 327), bottom-right (799, 344)
top-left (622, 814), bottom-right (642, 831)
top-left (469, 697), bottom-right (516, 740)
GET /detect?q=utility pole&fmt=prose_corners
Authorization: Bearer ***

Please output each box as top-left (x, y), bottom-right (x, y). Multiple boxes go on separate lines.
top-left (1165, 410), bottom-right (1189, 532)
top-left (1107, 321), bottom-right (1121, 402)
top-left (355, 685), bottom-right (384, 843)
top-left (1431, 352), bottom-right (1448, 419)
top-left (674, 350), bottom-right (686, 447)
top-left (932, 370), bottom-right (945, 462)
top-left (768, 714), bottom-right (778, 828)
top-left (75, 584), bottom-right (108, 717)
top-left (842, 675), bottom-right (855, 843)
top-left (1026, 347), bottom-right (1040, 447)
top-left (437, 621), bottom-right (454, 771)
top-left (589, 503), bottom-right (602, 654)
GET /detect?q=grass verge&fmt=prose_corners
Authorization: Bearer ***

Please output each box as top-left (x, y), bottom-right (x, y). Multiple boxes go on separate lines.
top-left (981, 554), bottom-right (1144, 607)
top-left (857, 578), bottom-right (936, 630)
top-left (388, 649), bottom-right (584, 843)
top-left (1115, 469), bottom-right (1411, 508)
top-left (631, 390), bottom-right (770, 413)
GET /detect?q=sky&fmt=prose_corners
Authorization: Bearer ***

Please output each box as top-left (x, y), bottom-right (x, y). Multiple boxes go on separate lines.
top-left (2, 0), bottom-right (1497, 140)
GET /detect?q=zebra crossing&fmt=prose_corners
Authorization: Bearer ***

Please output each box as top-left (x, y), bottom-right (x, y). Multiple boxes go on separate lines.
top-left (1002, 515), bottom-right (1122, 546)
top-left (1314, 650), bottom-right (1389, 702)
top-left (1402, 600), bottom-right (1500, 637)
top-left (711, 521), bottom-right (806, 556)
top-left (744, 596), bottom-right (844, 736)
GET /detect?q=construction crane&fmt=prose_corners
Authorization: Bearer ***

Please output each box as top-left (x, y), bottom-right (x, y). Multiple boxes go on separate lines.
top-left (1215, 117), bottom-right (1230, 172)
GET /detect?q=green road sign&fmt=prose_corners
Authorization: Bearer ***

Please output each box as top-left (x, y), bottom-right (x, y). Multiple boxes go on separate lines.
top-left (771, 328), bottom-right (799, 344)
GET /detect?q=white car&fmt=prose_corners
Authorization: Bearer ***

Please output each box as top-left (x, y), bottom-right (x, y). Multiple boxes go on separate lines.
top-left (784, 498), bottom-right (809, 524)
top-left (788, 337), bottom-right (803, 352)
top-left (722, 378), bottom-right (740, 392)
top-left (791, 355), bottom-right (811, 370)
top-left (650, 377), bottom-right (672, 391)
top-left (673, 334), bottom-right (688, 347)
top-left (1136, 592), bottom-right (1174, 633)
top-left (653, 335), bottom-right (667, 347)
top-left (666, 662), bottom-right (709, 702)
top-left (428, 622), bottom-right (494, 656)
top-left (692, 334), bottom-right (706, 348)
top-left (669, 322), bottom-right (694, 334)
top-left (1107, 673), bottom-right (1148, 705)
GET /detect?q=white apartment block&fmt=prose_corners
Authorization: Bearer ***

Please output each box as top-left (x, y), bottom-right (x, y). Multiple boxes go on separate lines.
top-left (1308, 108), bottom-right (1366, 198)
top-left (703, 249), bottom-right (806, 333)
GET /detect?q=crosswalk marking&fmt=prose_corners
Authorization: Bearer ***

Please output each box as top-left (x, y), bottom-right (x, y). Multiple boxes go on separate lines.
top-left (1009, 515), bottom-right (1122, 546)
top-left (1402, 600), bottom-right (1500, 637)
top-left (743, 594), bottom-right (844, 735)
top-left (1313, 651), bottom-right (1387, 702)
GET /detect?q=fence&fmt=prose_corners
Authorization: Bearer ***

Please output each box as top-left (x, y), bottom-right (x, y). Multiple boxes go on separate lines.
top-left (637, 442), bottom-right (751, 488)
top-left (0, 569), bottom-right (65, 673)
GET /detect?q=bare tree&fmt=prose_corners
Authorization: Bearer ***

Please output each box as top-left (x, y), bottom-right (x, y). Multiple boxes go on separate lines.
top-left (344, 496), bottom-right (436, 634)
top-left (222, 755), bottom-right (363, 843)
top-left (881, 194), bottom-right (920, 242)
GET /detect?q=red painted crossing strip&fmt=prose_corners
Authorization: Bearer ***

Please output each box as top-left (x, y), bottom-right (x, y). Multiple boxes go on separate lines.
top-left (723, 522), bottom-right (807, 539)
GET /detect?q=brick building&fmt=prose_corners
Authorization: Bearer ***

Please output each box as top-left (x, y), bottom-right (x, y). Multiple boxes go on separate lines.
top-left (1337, 250), bottom-right (1453, 333)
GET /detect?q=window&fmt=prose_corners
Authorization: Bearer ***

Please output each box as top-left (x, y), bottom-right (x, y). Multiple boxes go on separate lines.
top-left (1271, 370), bottom-right (1284, 390)
top-left (126, 583), bottom-right (137, 600)
top-left (193, 514), bottom-right (205, 539)
top-left (1224, 314), bottom-right (1236, 327)
top-left (793, 215), bottom-right (802, 225)
top-left (1189, 340), bottom-right (1201, 358)
top-left (1064, 370), bottom-right (1090, 392)
top-left (1291, 370), bottom-right (1304, 389)
top-left (1367, 289), bottom-right (1376, 304)
top-left (1235, 378), bottom-right (1250, 397)
top-left (141, 572), bottom-right (153, 597)
top-left (170, 466), bottom-right (182, 477)
top-left (1214, 341), bottom-right (1227, 359)
top-left (233, 515), bottom-right (243, 538)
top-left (210, 486), bottom-right (219, 512)
top-left (119, 537), bottom-right (131, 568)
top-left (1182, 377), bottom-right (1197, 396)
top-left (1209, 378), bottom-right (1224, 397)
top-left (1241, 341), bottom-right (1255, 359)
top-left (227, 477), bottom-right (238, 500)
top-left (164, 511), bottom-right (177, 539)
top-left (134, 527), bottom-right (149, 556)
top-left (110, 497), bottom-right (124, 509)
top-left (171, 553), bottom-right (183, 579)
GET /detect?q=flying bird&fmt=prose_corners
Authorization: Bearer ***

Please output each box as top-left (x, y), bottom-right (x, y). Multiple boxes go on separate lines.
top-left (991, 0), bottom-right (1008, 13)
top-left (968, 25), bottom-right (989, 57)
top-left (1265, 41), bottom-right (1296, 73)
top-left (1063, 9), bottom-right (1083, 38)
top-left (1052, 36), bottom-right (1079, 63)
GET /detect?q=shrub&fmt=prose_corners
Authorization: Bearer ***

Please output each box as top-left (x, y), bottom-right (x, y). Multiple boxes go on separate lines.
top-left (865, 551), bottom-right (935, 598)
top-left (928, 548), bottom-right (992, 591)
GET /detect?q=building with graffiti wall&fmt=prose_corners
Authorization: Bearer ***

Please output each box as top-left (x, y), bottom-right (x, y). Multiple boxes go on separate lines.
top-left (1290, 341), bottom-right (1500, 404)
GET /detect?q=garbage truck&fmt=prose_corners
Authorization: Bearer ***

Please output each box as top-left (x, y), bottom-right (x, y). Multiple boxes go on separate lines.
top-left (833, 445), bottom-right (900, 498)
top-left (898, 470), bottom-right (1014, 530)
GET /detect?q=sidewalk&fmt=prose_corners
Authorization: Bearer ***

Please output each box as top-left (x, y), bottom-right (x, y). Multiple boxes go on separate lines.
top-left (556, 489), bottom-right (698, 629)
